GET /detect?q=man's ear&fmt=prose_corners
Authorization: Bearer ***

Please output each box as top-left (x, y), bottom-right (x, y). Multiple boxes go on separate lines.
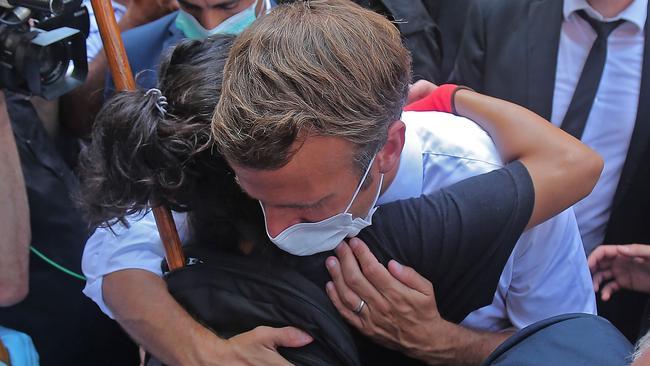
top-left (377, 120), bottom-right (405, 174)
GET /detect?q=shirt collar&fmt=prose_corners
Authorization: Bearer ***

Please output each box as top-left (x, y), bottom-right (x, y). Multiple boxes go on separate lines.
top-left (377, 120), bottom-right (423, 205)
top-left (111, 1), bottom-right (127, 13)
top-left (564, 0), bottom-right (647, 31)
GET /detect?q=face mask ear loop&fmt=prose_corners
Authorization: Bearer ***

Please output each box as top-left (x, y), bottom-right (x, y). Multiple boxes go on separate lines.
top-left (260, 0), bottom-right (271, 16)
top-left (258, 200), bottom-right (277, 239)
top-left (249, 0), bottom-right (260, 18)
top-left (372, 174), bottom-right (385, 206)
top-left (345, 155), bottom-right (376, 213)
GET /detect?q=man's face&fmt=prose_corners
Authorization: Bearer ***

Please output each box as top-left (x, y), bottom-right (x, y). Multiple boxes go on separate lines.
top-left (231, 136), bottom-right (384, 238)
top-left (177, 0), bottom-right (258, 29)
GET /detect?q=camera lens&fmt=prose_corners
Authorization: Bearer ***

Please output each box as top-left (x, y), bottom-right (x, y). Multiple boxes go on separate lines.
top-left (37, 40), bottom-right (67, 84)
top-left (6, 0), bottom-right (64, 14)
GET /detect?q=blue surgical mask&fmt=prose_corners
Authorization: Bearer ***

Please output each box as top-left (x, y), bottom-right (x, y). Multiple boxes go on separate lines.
top-left (260, 156), bottom-right (384, 256)
top-left (175, 0), bottom-right (260, 39)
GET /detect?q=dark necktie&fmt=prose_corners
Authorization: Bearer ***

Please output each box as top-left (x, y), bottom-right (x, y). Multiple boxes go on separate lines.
top-left (560, 10), bottom-right (625, 139)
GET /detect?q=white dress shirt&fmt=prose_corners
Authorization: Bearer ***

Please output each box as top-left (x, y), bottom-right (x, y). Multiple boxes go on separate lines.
top-left (83, 111), bottom-right (596, 330)
top-left (552, 0), bottom-right (646, 253)
top-left (82, 210), bottom-right (190, 317)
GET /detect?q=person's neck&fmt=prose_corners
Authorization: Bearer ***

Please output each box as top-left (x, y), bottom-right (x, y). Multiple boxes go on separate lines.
top-left (587, 0), bottom-right (634, 18)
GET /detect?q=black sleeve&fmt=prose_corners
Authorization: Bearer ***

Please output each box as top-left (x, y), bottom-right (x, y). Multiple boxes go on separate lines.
top-left (357, 161), bottom-right (534, 323)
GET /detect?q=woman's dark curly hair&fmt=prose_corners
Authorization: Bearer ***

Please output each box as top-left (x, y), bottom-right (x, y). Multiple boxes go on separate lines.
top-left (78, 35), bottom-right (264, 249)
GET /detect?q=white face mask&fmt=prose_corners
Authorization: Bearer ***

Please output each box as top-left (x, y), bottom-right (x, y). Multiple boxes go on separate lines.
top-left (175, 0), bottom-right (263, 39)
top-left (260, 156), bottom-right (383, 256)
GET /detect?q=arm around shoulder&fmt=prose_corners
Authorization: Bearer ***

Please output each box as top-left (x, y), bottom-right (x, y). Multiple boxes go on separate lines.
top-left (104, 269), bottom-right (312, 366)
top-left (453, 89), bottom-right (603, 228)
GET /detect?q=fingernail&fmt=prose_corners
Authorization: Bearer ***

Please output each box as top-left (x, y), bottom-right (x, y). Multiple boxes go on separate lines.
top-left (326, 257), bottom-right (337, 269)
top-left (326, 281), bottom-right (334, 291)
top-left (390, 260), bottom-right (403, 274)
top-left (300, 333), bottom-right (313, 343)
top-left (349, 238), bottom-right (359, 248)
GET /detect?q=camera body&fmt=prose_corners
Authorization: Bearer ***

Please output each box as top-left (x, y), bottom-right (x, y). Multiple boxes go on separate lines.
top-left (0, 0), bottom-right (88, 99)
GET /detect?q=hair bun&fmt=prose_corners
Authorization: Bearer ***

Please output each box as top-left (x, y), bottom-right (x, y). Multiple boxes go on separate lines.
top-left (145, 88), bottom-right (169, 116)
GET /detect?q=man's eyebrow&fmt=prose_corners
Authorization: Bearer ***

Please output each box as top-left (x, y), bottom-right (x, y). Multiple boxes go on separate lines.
top-left (269, 194), bottom-right (335, 210)
top-left (177, 0), bottom-right (197, 8)
top-left (211, 0), bottom-right (239, 8)
top-left (178, 0), bottom-right (238, 9)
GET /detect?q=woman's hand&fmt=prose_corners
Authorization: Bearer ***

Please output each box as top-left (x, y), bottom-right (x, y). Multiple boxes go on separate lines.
top-left (406, 80), bottom-right (438, 105)
top-left (217, 326), bottom-right (313, 366)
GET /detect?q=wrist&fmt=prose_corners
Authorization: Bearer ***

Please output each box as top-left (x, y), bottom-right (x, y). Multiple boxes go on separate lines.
top-left (411, 320), bottom-right (492, 366)
top-left (451, 88), bottom-right (479, 120)
top-left (450, 86), bottom-right (474, 116)
top-left (408, 320), bottom-right (461, 365)
top-left (403, 84), bottom-right (473, 115)
top-left (185, 323), bottom-right (228, 366)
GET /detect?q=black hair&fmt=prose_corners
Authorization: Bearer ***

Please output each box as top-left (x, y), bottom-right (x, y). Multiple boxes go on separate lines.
top-left (78, 35), bottom-right (265, 250)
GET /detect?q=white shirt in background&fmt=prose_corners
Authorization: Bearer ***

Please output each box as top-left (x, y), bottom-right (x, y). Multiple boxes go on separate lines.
top-left (552, 0), bottom-right (646, 253)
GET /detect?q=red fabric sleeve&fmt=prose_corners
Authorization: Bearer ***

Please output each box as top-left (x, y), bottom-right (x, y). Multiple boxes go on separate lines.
top-left (403, 84), bottom-right (459, 113)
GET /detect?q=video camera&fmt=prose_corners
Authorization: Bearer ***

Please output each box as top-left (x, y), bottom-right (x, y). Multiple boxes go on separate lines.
top-left (0, 0), bottom-right (88, 100)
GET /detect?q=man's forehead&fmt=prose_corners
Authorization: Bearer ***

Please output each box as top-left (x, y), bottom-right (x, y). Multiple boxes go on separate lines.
top-left (233, 164), bottom-right (335, 207)
top-left (230, 135), bottom-right (359, 204)
top-left (233, 136), bottom-right (357, 177)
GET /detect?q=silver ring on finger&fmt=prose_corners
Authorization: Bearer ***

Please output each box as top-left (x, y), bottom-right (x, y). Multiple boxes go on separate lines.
top-left (353, 299), bottom-right (366, 315)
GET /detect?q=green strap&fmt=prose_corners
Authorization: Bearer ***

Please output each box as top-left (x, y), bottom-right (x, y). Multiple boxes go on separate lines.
top-left (30, 246), bottom-right (86, 281)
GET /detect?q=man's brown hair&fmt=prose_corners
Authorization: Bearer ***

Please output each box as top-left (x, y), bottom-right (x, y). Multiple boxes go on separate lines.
top-left (212, 0), bottom-right (411, 172)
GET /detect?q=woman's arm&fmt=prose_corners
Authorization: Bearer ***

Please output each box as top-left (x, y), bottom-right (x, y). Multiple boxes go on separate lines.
top-left (454, 89), bottom-right (603, 228)
top-left (104, 269), bottom-right (313, 365)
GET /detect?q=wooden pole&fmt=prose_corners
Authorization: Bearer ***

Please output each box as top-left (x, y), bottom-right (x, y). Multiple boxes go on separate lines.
top-left (90, 0), bottom-right (185, 270)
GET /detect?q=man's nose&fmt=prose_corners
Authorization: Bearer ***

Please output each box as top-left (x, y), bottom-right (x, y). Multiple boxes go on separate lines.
top-left (197, 10), bottom-right (229, 30)
top-left (264, 207), bottom-right (302, 238)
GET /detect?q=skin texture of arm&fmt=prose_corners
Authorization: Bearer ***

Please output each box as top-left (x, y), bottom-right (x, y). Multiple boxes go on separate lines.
top-left (0, 91), bottom-right (31, 306)
top-left (103, 269), bottom-right (312, 366)
top-left (454, 89), bottom-right (603, 229)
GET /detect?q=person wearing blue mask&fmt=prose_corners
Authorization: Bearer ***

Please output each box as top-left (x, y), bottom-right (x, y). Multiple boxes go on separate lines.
top-left (175, 0), bottom-right (264, 38)
top-left (118, 0), bottom-right (272, 90)
top-left (61, 0), bottom-right (272, 137)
